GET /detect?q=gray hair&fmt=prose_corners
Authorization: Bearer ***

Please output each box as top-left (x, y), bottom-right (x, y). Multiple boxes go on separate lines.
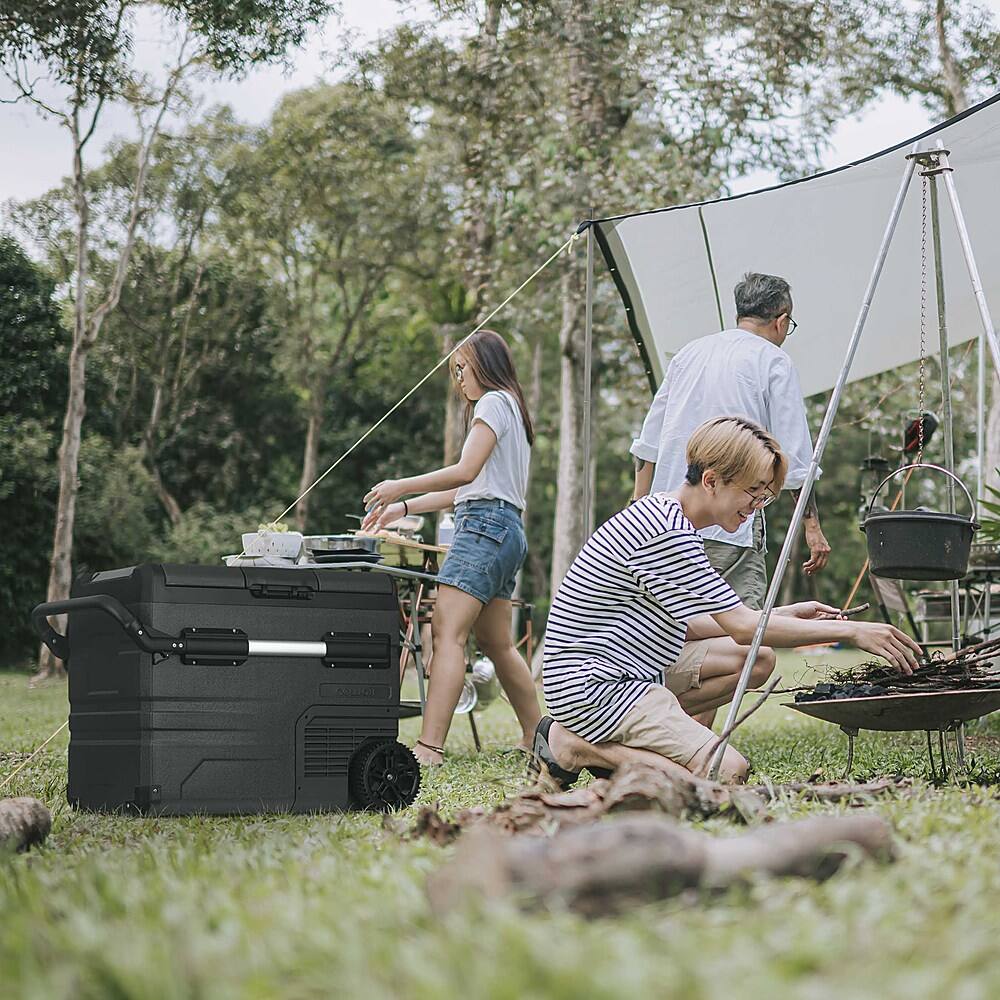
top-left (734, 272), bottom-right (792, 321)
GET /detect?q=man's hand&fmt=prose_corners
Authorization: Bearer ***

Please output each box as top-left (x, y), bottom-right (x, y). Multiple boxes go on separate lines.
top-left (850, 621), bottom-right (921, 675)
top-left (803, 521), bottom-right (831, 575)
top-left (776, 601), bottom-right (842, 620)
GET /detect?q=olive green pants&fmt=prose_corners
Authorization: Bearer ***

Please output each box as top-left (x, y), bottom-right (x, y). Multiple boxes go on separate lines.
top-left (703, 513), bottom-right (767, 610)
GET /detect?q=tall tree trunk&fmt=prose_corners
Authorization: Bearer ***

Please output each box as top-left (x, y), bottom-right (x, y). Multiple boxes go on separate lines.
top-left (294, 386), bottom-right (325, 531)
top-left (514, 333), bottom-right (545, 643)
top-left (549, 265), bottom-right (586, 602)
top-left (141, 383), bottom-right (183, 526)
top-left (36, 116), bottom-right (90, 681)
top-left (441, 0), bottom-right (502, 468)
top-left (34, 54), bottom-right (189, 680)
top-left (935, 0), bottom-right (968, 117)
top-left (441, 325), bottom-right (466, 465)
top-left (37, 343), bottom-right (88, 679)
top-left (547, 0), bottom-right (600, 607)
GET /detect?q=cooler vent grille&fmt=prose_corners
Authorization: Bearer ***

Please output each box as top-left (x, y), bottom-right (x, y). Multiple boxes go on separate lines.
top-left (302, 724), bottom-right (384, 777)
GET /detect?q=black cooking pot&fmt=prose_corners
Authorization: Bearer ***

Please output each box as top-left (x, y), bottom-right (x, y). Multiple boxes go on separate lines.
top-left (862, 463), bottom-right (978, 580)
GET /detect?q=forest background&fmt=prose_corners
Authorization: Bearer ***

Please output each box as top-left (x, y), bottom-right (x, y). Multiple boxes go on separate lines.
top-left (2, 0), bottom-right (999, 675)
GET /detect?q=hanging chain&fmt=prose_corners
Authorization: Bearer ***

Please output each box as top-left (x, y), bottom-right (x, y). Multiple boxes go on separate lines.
top-left (917, 173), bottom-right (928, 463)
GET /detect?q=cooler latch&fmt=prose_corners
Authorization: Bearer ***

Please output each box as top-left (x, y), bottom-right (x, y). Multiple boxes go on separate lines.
top-left (248, 582), bottom-right (314, 600)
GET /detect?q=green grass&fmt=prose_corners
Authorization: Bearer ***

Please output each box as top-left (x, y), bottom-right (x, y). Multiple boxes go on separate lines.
top-left (4, 652), bottom-right (1000, 999)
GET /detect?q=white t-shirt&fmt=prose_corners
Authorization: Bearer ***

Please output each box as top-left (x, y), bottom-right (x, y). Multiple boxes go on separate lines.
top-left (630, 328), bottom-right (820, 548)
top-left (454, 390), bottom-right (530, 510)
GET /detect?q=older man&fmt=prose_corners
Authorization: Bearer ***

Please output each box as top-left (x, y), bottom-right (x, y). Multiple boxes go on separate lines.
top-left (631, 272), bottom-right (830, 610)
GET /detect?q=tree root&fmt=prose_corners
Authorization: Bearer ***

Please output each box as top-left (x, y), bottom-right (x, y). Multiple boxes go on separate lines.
top-left (0, 797), bottom-right (52, 853)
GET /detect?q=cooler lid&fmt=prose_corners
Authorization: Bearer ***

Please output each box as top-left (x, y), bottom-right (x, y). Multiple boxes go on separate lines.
top-left (161, 564), bottom-right (247, 589)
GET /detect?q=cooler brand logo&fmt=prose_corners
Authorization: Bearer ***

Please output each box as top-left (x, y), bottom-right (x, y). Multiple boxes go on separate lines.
top-left (320, 683), bottom-right (390, 701)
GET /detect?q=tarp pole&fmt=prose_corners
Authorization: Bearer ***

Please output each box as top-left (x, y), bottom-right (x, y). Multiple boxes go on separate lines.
top-left (938, 149), bottom-right (1000, 491)
top-left (923, 153), bottom-right (961, 653)
top-left (582, 220), bottom-right (595, 540)
top-left (708, 152), bottom-right (918, 780)
top-left (977, 319), bottom-right (986, 518)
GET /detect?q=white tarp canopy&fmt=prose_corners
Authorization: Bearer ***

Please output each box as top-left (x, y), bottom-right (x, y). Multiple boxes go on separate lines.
top-left (594, 92), bottom-right (1000, 398)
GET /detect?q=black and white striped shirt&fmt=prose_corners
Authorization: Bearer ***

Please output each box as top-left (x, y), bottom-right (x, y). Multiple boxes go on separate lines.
top-left (543, 494), bottom-right (741, 743)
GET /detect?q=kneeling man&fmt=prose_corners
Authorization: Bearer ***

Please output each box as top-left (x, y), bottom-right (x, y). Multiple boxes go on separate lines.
top-left (536, 416), bottom-right (919, 786)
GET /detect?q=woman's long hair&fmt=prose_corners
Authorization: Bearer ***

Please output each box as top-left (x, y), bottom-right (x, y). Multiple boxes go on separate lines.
top-left (456, 329), bottom-right (534, 445)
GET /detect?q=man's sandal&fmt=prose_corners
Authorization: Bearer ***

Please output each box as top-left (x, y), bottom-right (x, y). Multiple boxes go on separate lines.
top-left (527, 717), bottom-right (581, 790)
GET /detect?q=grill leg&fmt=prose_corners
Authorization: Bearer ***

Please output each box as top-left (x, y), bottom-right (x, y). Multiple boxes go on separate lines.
top-left (468, 712), bottom-right (482, 753)
top-left (841, 726), bottom-right (858, 779)
top-left (939, 729), bottom-right (949, 779)
top-left (926, 730), bottom-right (938, 782)
top-left (955, 722), bottom-right (967, 771)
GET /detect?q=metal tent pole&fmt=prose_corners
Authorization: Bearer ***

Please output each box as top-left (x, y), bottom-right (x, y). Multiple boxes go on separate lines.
top-left (977, 324), bottom-right (986, 519)
top-left (938, 148), bottom-right (1000, 487)
top-left (582, 220), bottom-right (595, 541)
top-left (921, 152), bottom-right (961, 654)
top-left (708, 153), bottom-right (919, 779)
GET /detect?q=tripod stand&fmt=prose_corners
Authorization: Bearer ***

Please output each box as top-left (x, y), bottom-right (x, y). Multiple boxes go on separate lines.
top-left (710, 140), bottom-right (1000, 778)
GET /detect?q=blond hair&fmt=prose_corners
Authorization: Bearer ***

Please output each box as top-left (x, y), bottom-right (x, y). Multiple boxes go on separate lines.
top-left (684, 417), bottom-right (788, 492)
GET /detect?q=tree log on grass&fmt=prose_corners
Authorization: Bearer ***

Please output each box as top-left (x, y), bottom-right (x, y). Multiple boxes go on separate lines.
top-left (0, 797), bottom-right (52, 854)
top-left (427, 812), bottom-right (894, 917)
top-left (400, 763), bottom-right (902, 846)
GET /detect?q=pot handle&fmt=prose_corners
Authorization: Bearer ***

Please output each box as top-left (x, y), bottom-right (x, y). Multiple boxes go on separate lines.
top-left (867, 462), bottom-right (975, 519)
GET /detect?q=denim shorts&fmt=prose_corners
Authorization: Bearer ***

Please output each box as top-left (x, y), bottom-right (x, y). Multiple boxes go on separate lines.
top-left (437, 499), bottom-right (527, 604)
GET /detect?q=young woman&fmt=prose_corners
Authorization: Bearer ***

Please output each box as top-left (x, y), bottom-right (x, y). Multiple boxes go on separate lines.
top-left (534, 416), bottom-right (920, 788)
top-left (362, 329), bottom-right (542, 766)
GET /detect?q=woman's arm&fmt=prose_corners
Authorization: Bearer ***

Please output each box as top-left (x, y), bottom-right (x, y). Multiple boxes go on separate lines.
top-left (361, 490), bottom-right (459, 532)
top-left (363, 422), bottom-right (498, 512)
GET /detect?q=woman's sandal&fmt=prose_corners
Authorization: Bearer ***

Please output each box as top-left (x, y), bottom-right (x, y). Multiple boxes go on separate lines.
top-left (526, 717), bottom-right (581, 791)
top-left (414, 739), bottom-right (446, 766)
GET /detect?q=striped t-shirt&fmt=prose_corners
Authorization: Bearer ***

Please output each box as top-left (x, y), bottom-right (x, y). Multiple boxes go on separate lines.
top-left (543, 494), bottom-right (742, 743)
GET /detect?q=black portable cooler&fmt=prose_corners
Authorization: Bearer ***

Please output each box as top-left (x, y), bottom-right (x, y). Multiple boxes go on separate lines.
top-left (31, 563), bottom-right (420, 815)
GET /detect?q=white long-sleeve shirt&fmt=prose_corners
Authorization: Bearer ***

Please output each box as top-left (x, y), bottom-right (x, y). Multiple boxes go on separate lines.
top-left (630, 327), bottom-right (819, 548)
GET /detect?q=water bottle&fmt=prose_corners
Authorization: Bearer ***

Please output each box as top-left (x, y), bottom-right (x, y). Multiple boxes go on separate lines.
top-left (437, 511), bottom-right (455, 546)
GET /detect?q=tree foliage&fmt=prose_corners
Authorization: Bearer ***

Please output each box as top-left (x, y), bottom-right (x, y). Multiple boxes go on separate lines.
top-left (3, 0), bottom-right (999, 663)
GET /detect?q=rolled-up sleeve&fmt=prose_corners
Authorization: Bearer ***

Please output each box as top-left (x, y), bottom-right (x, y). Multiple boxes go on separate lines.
top-left (630, 377), bottom-right (668, 463)
top-left (767, 356), bottom-right (820, 490)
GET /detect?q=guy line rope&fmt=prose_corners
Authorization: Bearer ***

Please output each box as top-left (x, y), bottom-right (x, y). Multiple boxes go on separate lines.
top-left (263, 230), bottom-right (581, 530)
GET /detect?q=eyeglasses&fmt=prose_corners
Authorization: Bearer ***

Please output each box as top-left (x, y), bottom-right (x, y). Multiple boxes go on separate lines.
top-left (783, 315), bottom-right (798, 336)
top-left (454, 361), bottom-right (465, 382)
top-left (743, 487), bottom-right (777, 509)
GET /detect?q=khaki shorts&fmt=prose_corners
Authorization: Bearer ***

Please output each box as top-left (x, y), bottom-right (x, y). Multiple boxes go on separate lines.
top-left (704, 510), bottom-right (767, 610)
top-left (664, 638), bottom-right (713, 697)
top-left (605, 684), bottom-right (715, 767)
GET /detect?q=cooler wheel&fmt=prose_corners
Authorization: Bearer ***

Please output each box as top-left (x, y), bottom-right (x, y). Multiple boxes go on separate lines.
top-left (349, 740), bottom-right (420, 811)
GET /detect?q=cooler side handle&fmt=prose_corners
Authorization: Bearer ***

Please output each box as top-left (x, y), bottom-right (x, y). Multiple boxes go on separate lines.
top-left (31, 595), bottom-right (170, 661)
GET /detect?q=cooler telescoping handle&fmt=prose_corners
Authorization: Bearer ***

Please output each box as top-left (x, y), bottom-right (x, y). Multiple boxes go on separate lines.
top-left (31, 594), bottom-right (389, 666)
